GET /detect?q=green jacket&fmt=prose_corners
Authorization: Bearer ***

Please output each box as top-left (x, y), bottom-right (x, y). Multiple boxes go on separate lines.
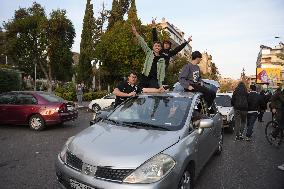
top-left (137, 35), bottom-right (166, 86)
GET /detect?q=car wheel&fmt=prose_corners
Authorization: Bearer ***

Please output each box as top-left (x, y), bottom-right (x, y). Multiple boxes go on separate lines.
top-left (215, 131), bottom-right (223, 155)
top-left (178, 169), bottom-right (193, 189)
top-left (92, 104), bottom-right (101, 112)
top-left (29, 114), bottom-right (45, 131)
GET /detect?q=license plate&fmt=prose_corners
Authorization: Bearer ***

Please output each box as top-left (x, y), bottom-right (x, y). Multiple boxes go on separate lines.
top-left (67, 106), bottom-right (74, 111)
top-left (70, 179), bottom-right (96, 189)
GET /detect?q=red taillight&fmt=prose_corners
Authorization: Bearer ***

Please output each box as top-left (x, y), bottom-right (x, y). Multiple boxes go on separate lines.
top-left (58, 103), bottom-right (67, 113)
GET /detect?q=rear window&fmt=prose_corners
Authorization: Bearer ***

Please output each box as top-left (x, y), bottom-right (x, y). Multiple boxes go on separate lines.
top-left (38, 93), bottom-right (65, 103)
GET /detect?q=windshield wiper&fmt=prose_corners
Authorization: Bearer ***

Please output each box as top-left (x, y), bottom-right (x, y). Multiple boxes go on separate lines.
top-left (122, 121), bottom-right (170, 131)
top-left (104, 118), bottom-right (121, 125)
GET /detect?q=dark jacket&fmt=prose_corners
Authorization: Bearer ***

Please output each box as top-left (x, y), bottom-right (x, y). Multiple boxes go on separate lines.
top-left (247, 91), bottom-right (263, 112)
top-left (270, 89), bottom-right (284, 110)
top-left (152, 28), bottom-right (188, 69)
top-left (231, 92), bottom-right (248, 111)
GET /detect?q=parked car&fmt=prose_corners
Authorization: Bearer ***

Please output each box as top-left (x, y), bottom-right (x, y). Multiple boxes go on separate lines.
top-left (88, 93), bottom-right (115, 112)
top-left (215, 93), bottom-right (234, 133)
top-left (0, 91), bottom-right (78, 131)
top-left (56, 92), bottom-right (223, 189)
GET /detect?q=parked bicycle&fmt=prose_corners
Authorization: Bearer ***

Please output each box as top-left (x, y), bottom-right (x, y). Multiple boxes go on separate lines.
top-left (265, 113), bottom-right (283, 147)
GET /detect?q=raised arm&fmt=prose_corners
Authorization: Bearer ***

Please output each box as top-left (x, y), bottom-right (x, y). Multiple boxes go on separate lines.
top-left (151, 18), bottom-right (159, 42)
top-left (169, 36), bottom-right (192, 57)
top-left (132, 25), bottom-right (151, 53)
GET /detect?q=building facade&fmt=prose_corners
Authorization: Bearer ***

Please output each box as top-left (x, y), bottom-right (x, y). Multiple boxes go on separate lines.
top-left (256, 42), bottom-right (284, 88)
top-left (199, 52), bottom-right (212, 74)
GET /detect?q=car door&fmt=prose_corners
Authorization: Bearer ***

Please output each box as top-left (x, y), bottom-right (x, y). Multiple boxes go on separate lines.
top-left (209, 101), bottom-right (223, 153)
top-left (13, 93), bottom-right (38, 124)
top-left (0, 93), bottom-right (17, 124)
top-left (193, 96), bottom-right (213, 169)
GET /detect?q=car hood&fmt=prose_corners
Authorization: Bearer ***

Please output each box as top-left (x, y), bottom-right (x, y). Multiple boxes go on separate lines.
top-left (217, 106), bottom-right (233, 115)
top-left (68, 122), bottom-right (180, 169)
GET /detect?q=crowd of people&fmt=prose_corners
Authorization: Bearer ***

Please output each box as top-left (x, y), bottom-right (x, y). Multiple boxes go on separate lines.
top-left (232, 82), bottom-right (284, 170)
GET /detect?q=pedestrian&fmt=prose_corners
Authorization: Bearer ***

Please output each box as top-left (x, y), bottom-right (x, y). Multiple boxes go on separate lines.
top-left (131, 25), bottom-right (166, 89)
top-left (113, 71), bottom-right (165, 107)
top-left (245, 85), bottom-right (263, 141)
top-left (76, 82), bottom-right (84, 107)
top-left (151, 19), bottom-right (192, 72)
top-left (178, 51), bottom-right (216, 107)
top-left (231, 82), bottom-right (248, 140)
top-left (258, 90), bottom-right (267, 122)
top-left (270, 85), bottom-right (284, 139)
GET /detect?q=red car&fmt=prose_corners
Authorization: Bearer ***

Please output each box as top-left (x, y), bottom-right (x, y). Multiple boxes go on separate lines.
top-left (0, 91), bottom-right (78, 131)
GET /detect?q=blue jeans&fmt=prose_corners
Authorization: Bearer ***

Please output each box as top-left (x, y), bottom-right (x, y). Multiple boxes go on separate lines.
top-left (246, 112), bottom-right (258, 137)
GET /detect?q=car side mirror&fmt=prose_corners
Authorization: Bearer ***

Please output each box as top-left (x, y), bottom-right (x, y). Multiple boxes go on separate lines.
top-left (198, 119), bottom-right (213, 134)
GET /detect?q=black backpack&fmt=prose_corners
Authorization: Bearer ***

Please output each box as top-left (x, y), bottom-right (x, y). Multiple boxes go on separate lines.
top-left (233, 94), bottom-right (248, 110)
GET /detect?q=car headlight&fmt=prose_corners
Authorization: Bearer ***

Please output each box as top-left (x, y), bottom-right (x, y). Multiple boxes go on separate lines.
top-left (123, 154), bottom-right (176, 184)
top-left (59, 136), bottom-right (75, 163)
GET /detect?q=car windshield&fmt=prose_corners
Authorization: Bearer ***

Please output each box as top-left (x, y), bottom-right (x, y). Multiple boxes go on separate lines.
top-left (38, 93), bottom-right (65, 103)
top-left (216, 95), bottom-right (232, 107)
top-left (107, 96), bottom-right (192, 131)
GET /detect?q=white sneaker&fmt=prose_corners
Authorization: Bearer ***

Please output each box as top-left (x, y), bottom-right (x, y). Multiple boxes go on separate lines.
top-left (278, 164), bottom-right (284, 171)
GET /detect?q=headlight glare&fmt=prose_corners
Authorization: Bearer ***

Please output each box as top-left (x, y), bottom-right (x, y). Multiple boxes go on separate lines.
top-left (123, 154), bottom-right (175, 184)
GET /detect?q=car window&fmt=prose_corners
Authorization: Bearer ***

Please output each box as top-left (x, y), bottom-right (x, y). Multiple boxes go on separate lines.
top-left (37, 93), bottom-right (65, 103)
top-left (0, 94), bottom-right (16, 104)
top-left (15, 94), bottom-right (37, 105)
top-left (107, 96), bottom-right (192, 130)
top-left (192, 97), bottom-right (209, 128)
top-left (215, 95), bottom-right (232, 107)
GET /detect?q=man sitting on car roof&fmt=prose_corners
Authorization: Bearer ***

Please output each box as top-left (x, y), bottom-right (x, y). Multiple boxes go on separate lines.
top-left (179, 51), bottom-right (216, 107)
top-left (113, 71), bottom-right (165, 107)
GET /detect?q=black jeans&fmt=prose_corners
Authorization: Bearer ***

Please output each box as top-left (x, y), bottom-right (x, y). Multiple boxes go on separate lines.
top-left (140, 75), bottom-right (160, 89)
top-left (246, 112), bottom-right (258, 137)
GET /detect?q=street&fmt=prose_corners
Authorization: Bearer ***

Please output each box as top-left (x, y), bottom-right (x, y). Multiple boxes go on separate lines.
top-left (0, 110), bottom-right (283, 189)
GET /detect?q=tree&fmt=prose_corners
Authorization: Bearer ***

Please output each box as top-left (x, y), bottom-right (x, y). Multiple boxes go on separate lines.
top-left (4, 3), bottom-right (51, 89)
top-left (78, 0), bottom-right (96, 86)
top-left (107, 0), bottom-right (130, 30)
top-left (166, 55), bottom-right (188, 86)
top-left (48, 10), bottom-right (75, 82)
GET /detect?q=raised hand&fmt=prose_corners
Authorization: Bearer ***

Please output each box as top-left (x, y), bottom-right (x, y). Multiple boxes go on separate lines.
top-left (151, 17), bottom-right (156, 28)
top-left (187, 36), bottom-right (192, 43)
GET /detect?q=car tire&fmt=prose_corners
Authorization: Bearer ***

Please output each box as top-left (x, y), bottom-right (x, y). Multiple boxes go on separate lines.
top-left (92, 104), bottom-right (101, 112)
top-left (178, 168), bottom-right (194, 189)
top-left (29, 114), bottom-right (45, 131)
top-left (215, 131), bottom-right (223, 155)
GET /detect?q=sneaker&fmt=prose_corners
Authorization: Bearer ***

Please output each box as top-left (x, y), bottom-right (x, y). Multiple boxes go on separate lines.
top-left (235, 136), bottom-right (243, 141)
top-left (245, 136), bottom-right (252, 141)
top-left (278, 164), bottom-right (284, 171)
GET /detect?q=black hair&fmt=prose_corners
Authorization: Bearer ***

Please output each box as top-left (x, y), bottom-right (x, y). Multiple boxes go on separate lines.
top-left (153, 41), bottom-right (162, 46)
top-left (250, 84), bottom-right (256, 91)
top-left (192, 51), bottom-right (202, 60)
top-left (128, 70), bottom-right (137, 77)
top-left (163, 40), bottom-right (172, 48)
top-left (233, 82), bottom-right (247, 96)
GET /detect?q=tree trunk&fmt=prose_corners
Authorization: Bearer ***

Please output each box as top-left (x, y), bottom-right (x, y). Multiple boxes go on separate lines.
top-left (38, 59), bottom-right (53, 92)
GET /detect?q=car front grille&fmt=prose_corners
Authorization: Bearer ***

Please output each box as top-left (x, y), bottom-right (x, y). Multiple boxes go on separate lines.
top-left (66, 151), bottom-right (83, 171)
top-left (66, 151), bottom-right (133, 182)
top-left (95, 167), bottom-right (133, 182)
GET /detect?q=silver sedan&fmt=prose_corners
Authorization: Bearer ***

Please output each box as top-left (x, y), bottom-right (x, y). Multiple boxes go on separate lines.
top-left (56, 92), bottom-right (223, 189)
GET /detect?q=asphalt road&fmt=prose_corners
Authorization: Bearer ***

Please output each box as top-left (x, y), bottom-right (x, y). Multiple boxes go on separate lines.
top-left (0, 111), bottom-right (283, 189)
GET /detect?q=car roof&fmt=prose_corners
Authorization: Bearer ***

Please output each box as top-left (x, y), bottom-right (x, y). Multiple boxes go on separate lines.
top-left (140, 91), bottom-right (197, 98)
